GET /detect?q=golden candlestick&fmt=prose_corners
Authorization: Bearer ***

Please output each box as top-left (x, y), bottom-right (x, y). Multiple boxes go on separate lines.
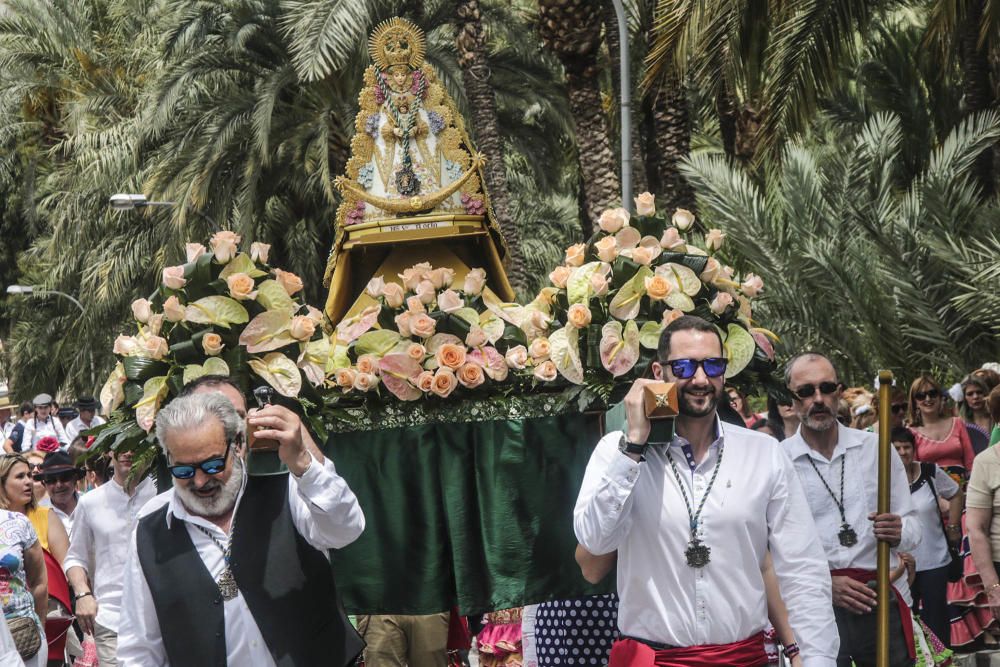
top-left (876, 370), bottom-right (894, 667)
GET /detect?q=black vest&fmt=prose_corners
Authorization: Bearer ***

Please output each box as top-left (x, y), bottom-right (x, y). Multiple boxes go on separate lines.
top-left (136, 474), bottom-right (365, 666)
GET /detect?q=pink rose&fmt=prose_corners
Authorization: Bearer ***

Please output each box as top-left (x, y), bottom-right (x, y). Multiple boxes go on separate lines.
top-left (427, 267), bottom-right (455, 290)
top-left (719, 265), bottom-right (735, 281)
top-left (529, 337), bottom-right (551, 360)
top-left (662, 308), bottom-right (685, 326)
top-left (305, 305), bottom-right (324, 325)
top-left (209, 230), bottom-right (242, 263)
top-left (226, 272), bottom-right (257, 301)
top-left (700, 257), bottom-right (721, 283)
top-left (567, 304), bottom-right (592, 328)
top-left (399, 265), bottom-right (427, 291)
top-left (564, 243), bottom-right (586, 267)
top-left (394, 312), bottom-right (413, 337)
top-left (533, 360), bottom-right (558, 382)
top-left (594, 236), bottom-right (618, 263)
top-left (431, 368), bottom-right (458, 398)
top-left (705, 229), bottom-right (726, 251)
top-left (289, 315), bottom-right (316, 341)
top-left (629, 246), bottom-right (655, 266)
top-left (407, 343), bottom-right (427, 361)
top-left (131, 298), bottom-right (152, 324)
top-left (590, 272), bottom-right (609, 296)
top-left (672, 208), bottom-right (696, 231)
top-left (415, 280), bottom-right (436, 305)
top-left (353, 372), bottom-right (379, 392)
top-left (163, 295), bottom-right (185, 322)
top-left (505, 345), bottom-right (528, 370)
top-left (462, 268), bottom-right (487, 296)
top-left (365, 276), bottom-right (386, 298)
top-left (410, 313), bottom-right (437, 338)
top-left (113, 335), bottom-right (140, 356)
top-left (437, 289), bottom-right (463, 313)
top-left (201, 333), bottom-right (224, 356)
top-left (710, 291), bottom-right (734, 315)
top-left (660, 227), bottom-right (685, 250)
top-left (741, 273), bottom-right (764, 297)
top-left (406, 295), bottom-right (426, 314)
top-left (185, 243), bottom-right (207, 263)
top-left (273, 269), bottom-right (304, 296)
top-left (465, 326), bottom-right (488, 348)
top-left (356, 354), bottom-right (378, 375)
top-left (457, 362), bottom-right (485, 389)
top-left (250, 242), bottom-right (271, 264)
top-left (634, 192), bottom-right (655, 217)
top-left (144, 335), bottom-right (169, 360)
top-left (416, 370), bottom-right (435, 393)
top-left (549, 265), bottom-right (572, 289)
top-left (162, 265), bottom-right (187, 290)
top-left (382, 282), bottom-right (405, 308)
top-left (335, 368), bottom-right (357, 392)
top-left (598, 208), bottom-right (629, 233)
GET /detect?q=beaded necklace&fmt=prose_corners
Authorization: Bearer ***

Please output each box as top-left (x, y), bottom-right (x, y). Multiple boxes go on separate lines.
top-left (666, 443), bottom-right (725, 568)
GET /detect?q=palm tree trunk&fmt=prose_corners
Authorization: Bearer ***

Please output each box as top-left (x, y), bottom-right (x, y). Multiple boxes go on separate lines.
top-left (601, 0), bottom-right (648, 196)
top-left (961, 0), bottom-right (995, 197)
top-left (650, 71), bottom-right (694, 214)
top-left (455, 0), bottom-right (529, 292)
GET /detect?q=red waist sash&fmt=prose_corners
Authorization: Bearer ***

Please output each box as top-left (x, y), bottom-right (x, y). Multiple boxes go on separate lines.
top-left (830, 568), bottom-right (915, 660)
top-left (609, 631), bottom-right (769, 667)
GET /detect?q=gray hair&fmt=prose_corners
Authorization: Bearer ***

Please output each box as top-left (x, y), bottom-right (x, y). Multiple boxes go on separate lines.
top-left (154, 391), bottom-right (245, 456)
top-left (783, 352), bottom-right (840, 388)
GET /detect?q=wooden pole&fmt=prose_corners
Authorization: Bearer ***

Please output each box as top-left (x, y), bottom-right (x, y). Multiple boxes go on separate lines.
top-left (876, 370), bottom-right (894, 667)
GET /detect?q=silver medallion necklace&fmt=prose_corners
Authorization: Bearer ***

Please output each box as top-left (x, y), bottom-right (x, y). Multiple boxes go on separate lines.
top-left (194, 524), bottom-right (239, 601)
top-left (806, 454), bottom-right (858, 547)
top-left (666, 443), bottom-right (725, 568)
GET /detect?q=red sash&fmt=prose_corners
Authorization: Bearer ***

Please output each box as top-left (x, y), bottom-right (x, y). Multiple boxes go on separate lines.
top-left (830, 568), bottom-right (915, 660)
top-left (609, 631), bottom-right (769, 667)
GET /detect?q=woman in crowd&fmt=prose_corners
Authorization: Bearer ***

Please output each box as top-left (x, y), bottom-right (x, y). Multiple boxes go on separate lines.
top-left (766, 396), bottom-right (799, 441)
top-left (0, 458), bottom-right (47, 666)
top-left (892, 427), bottom-right (961, 645)
top-left (20, 454), bottom-right (45, 512)
top-left (963, 374), bottom-right (995, 440)
top-left (908, 375), bottom-right (976, 480)
top-left (965, 432), bottom-right (1000, 630)
top-left (0, 457), bottom-right (67, 566)
top-left (726, 387), bottom-right (760, 428)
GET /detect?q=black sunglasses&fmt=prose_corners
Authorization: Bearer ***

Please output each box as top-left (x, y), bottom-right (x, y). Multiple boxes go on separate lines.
top-left (168, 441), bottom-right (232, 480)
top-left (790, 381), bottom-right (839, 400)
top-left (666, 357), bottom-right (728, 379)
top-left (890, 404), bottom-right (907, 415)
top-left (914, 389), bottom-right (940, 402)
top-left (40, 472), bottom-right (79, 485)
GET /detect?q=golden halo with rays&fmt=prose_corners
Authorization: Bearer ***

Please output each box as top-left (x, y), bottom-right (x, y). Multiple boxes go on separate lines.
top-left (368, 17), bottom-right (426, 71)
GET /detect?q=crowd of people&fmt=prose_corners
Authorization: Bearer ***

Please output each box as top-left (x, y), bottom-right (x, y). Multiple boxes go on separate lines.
top-left (0, 317), bottom-right (996, 666)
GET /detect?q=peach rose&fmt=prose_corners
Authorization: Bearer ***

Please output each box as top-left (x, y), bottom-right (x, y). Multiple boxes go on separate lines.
top-left (410, 313), bottom-right (437, 339)
top-left (465, 326), bottom-right (488, 348)
top-left (590, 272), bottom-right (609, 296)
top-left (131, 298), bottom-right (152, 324)
top-left (598, 208), bottom-right (629, 234)
top-left (355, 354), bottom-right (378, 375)
top-left (594, 236), bottom-right (618, 263)
top-left (436, 343), bottom-right (467, 370)
top-left (528, 310), bottom-right (550, 335)
top-left (660, 227), bottom-right (685, 250)
top-left (634, 192), bottom-right (656, 217)
top-left (398, 266), bottom-right (427, 291)
top-left (406, 295), bottom-right (426, 314)
top-left (437, 289), bottom-right (463, 313)
top-left (415, 280), bottom-right (436, 305)
top-left (365, 276), bottom-right (386, 298)
top-left (505, 345), bottom-right (528, 370)
top-left (567, 303), bottom-right (592, 328)
top-left (273, 269), bottom-right (304, 296)
top-left (710, 291), bottom-right (734, 315)
top-left (250, 242), bottom-right (271, 264)
top-left (185, 243), bottom-right (207, 263)
top-left (549, 265), bottom-right (572, 289)
top-left (143, 335), bottom-right (169, 360)
top-left (162, 265), bottom-right (187, 290)
top-left (741, 273), bottom-right (764, 297)
top-left (407, 343), bottom-right (427, 361)
top-left (202, 332), bottom-right (224, 356)
top-left (431, 368), bottom-right (458, 398)
top-left (462, 268), bottom-right (487, 296)
top-left (533, 360), bottom-right (558, 382)
top-left (335, 368), bottom-right (357, 391)
top-left (416, 370), bottom-right (435, 392)
top-left (630, 246), bottom-right (655, 266)
top-left (163, 295), bottom-right (185, 322)
top-left (305, 305), bottom-right (324, 325)
top-left (529, 337), bottom-right (551, 360)
top-left (705, 229), bottom-right (726, 251)
top-left (564, 243), bottom-right (586, 267)
top-left (700, 257), bottom-right (721, 282)
top-left (662, 308), bottom-right (685, 326)
top-left (457, 362), bottom-right (485, 389)
top-left (209, 230), bottom-right (242, 263)
top-left (672, 208), bottom-right (696, 231)
top-left (113, 335), bottom-right (140, 356)
top-left (382, 282), bottom-right (405, 308)
top-left (353, 372), bottom-right (379, 392)
top-left (290, 315), bottom-right (316, 341)
top-left (427, 267), bottom-right (455, 290)
top-left (644, 275), bottom-right (672, 301)
top-left (394, 312), bottom-right (413, 337)
top-left (226, 272), bottom-right (257, 301)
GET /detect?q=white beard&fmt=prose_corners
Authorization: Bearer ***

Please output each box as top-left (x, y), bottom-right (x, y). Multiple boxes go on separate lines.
top-left (174, 456), bottom-right (245, 519)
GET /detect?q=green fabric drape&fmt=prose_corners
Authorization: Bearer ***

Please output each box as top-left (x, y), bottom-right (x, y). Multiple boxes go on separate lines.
top-left (325, 409), bottom-right (614, 615)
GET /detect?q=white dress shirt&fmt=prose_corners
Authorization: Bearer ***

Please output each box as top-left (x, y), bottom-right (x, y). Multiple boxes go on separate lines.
top-left (575, 420), bottom-right (838, 666)
top-left (117, 454), bottom-right (365, 667)
top-left (51, 503), bottom-right (74, 536)
top-left (782, 424), bottom-right (920, 571)
top-left (21, 416), bottom-right (69, 450)
top-left (65, 415), bottom-right (106, 444)
top-left (910, 464), bottom-right (958, 572)
top-left (63, 477), bottom-right (156, 632)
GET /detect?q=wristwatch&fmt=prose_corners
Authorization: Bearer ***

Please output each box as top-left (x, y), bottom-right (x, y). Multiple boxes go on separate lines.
top-left (74, 591), bottom-right (93, 602)
top-left (618, 433), bottom-right (648, 460)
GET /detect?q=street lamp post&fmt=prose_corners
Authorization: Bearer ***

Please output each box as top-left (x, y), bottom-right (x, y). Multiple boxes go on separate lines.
top-left (109, 193), bottom-right (221, 229)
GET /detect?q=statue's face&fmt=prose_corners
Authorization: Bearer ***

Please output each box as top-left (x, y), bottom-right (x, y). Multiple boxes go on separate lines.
top-left (387, 65), bottom-right (411, 93)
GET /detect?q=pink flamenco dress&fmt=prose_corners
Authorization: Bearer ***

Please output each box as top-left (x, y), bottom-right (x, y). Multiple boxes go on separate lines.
top-left (947, 520), bottom-right (997, 648)
top-left (478, 608), bottom-right (523, 667)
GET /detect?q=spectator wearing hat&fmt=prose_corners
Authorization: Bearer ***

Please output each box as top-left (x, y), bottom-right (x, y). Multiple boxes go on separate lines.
top-left (3, 403), bottom-right (34, 454)
top-left (65, 398), bottom-right (104, 445)
top-left (21, 395), bottom-right (68, 452)
top-left (35, 453), bottom-right (84, 535)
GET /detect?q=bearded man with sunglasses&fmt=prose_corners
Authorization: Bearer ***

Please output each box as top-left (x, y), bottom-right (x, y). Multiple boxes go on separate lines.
top-left (575, 315), bottom-right (837, 666)
top-left (781, 353), bottom-right (919, 667)
top-left (117, 390), bottom-right (365, 667)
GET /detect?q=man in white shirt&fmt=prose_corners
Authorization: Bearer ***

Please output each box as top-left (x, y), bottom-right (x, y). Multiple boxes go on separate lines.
top-left (575, 315), bottom-right (838, 666)
top-left (36, 451), bottom-right (85, 534)
top-left (117, 389), bottom-right (365, 666)
top-left (64, 442), bottom-right (156, 666)
top-left (781, 353), bottom-right (919, 667)
top-left (65, 396), bottom-right (105, 444)
top-left (21, 394), bottom-right (69, 450)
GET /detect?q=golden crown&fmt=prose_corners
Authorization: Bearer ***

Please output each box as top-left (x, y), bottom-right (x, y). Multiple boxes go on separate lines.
top-left (369, 17), bottom-right (426, 70)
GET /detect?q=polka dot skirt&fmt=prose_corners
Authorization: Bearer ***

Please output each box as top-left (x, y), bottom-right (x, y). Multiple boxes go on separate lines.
top-left (534, 594), bottom-right (619, 666)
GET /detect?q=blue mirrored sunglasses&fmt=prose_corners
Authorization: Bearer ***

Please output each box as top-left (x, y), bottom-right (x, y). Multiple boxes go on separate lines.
top-left (667, 357), bottom-right (728, 379)
top-left (168, 441), bottom-right (232, 480)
